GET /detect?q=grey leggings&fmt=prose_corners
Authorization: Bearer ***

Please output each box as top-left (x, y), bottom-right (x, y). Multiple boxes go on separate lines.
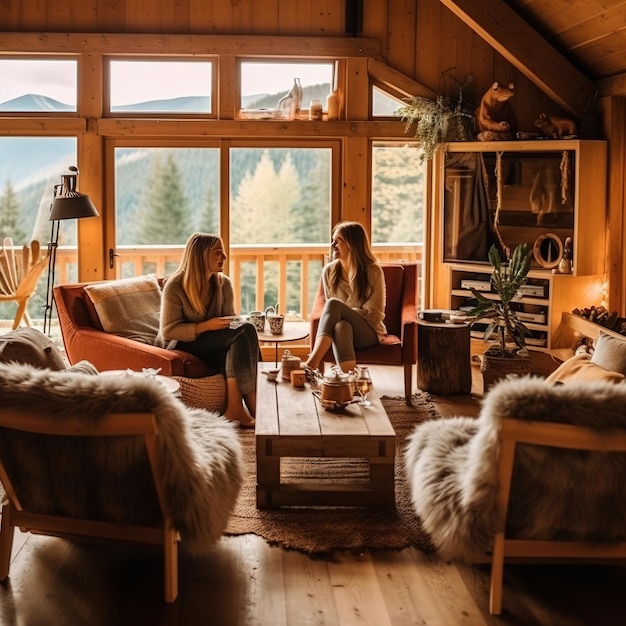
top-left (316, 297), bottom-right (378, 364)
top-left (177, 322), bottom-right (259, 396)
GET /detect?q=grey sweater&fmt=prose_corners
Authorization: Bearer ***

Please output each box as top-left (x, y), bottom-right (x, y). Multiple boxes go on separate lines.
top-left (160, 272), bottom-right (236, 344)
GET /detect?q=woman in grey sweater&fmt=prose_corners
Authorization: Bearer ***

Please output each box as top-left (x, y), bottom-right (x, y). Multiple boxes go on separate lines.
top-left (305, 221), bottom-right (387, 374)
top-left (160, 233), bottom-right (258, 428)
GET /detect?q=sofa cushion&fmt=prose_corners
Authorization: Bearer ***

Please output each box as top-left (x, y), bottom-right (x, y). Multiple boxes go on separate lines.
top-left (84, 275), bottom-right (162, 345)
top-left (547, 353), bottom-right (625, 385)
top-left (0, 327), bottom-right (67, 371)
top-left (591, 331), bottom-right (626, 376)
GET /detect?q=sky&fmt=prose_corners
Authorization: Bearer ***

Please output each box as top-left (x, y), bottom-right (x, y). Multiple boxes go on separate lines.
top-left (0, 59), bottom-right (333, 106)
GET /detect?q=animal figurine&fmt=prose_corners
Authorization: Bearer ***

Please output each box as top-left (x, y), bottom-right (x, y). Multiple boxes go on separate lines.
top-left (534, 113), bottom-right (577, 139)
top-left (474, 82), bottom-right (518, 141)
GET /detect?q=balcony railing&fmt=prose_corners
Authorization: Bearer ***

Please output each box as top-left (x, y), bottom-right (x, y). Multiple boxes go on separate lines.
top-left (1, 243), bottom-right (422, 327)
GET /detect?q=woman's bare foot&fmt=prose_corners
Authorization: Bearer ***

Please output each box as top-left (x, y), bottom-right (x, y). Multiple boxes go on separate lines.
top-left (224, 409), bottom-right (255, 429)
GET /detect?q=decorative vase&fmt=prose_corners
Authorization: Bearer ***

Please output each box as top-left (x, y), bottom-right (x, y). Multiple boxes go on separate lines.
top-left (326, 90), bottom-right (339, 120)
top-left (277, 78), bottom-right (302, 120)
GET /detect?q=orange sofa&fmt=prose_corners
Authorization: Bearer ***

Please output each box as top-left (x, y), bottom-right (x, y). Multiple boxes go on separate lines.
top-left (54, 280), bottom-right (215, 377)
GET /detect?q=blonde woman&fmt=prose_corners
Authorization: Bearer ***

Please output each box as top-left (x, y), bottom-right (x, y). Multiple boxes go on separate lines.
top-left (160, 233), bottom-right (258, 428)
top-left (305, 221), bottom-right (387, 374)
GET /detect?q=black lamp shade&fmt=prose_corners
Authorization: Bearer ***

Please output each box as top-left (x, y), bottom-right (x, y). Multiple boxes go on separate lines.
top-left (49, 193), bottom-right (99, 221)
top-left (49, 170), bottom-right (99, 221)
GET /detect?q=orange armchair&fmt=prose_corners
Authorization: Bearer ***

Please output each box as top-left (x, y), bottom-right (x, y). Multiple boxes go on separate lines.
top-left (54, 280), bottom-right (214, 377)
top-left (309, 262), bottom-right (418, 404)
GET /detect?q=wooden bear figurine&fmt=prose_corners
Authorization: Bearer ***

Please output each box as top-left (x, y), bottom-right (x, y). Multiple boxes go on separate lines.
top-left (475, 82), bottom-right (518, 141)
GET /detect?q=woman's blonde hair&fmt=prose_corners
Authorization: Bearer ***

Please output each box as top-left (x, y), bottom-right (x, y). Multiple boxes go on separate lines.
top-left (328, 221), bottom-right (377, 304)
top-left (176, 232), bottom-right (224, 312)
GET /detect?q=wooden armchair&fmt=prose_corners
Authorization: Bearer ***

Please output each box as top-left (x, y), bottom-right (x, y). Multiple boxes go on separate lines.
top-left (404, 376), bottom-right (626, 616)
top-left (0, 238), bottom-right (48, 330)
top-left (309, 262), bottom-right (418, 403)
top-left (0, 363), bottom-right (244, 603)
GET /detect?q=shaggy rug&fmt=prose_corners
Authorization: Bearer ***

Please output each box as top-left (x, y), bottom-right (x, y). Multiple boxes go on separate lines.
top-left (224, 392), bottom-right (441, 554)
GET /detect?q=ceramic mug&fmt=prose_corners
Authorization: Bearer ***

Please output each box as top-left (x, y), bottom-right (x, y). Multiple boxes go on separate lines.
top-left (249, 310), bottom-right (265, 333)
top-left (267, 314), bottom-right (284, 335)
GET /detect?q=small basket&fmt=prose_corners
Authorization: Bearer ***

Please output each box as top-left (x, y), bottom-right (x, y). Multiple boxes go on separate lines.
top-left (171, 374), bottom-right (227, 413)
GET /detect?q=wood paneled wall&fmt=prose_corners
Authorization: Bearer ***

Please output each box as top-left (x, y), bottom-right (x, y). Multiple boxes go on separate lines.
top-left (0, 0), bottom-right (559, 127)
top-left (2, 0), bottom-right (623, 311)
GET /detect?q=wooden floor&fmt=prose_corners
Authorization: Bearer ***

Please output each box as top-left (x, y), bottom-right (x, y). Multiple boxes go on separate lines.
top-left (2, 362), bottom-right (626, 625)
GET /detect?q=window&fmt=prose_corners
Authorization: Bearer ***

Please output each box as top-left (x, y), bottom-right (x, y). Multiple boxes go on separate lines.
top-left (113, 145), bottom-right (220, 276)
top-left (371, 143), bottom-right (425, 244)
top-left (230, 144), bottom-right (334, 313)
top-left (371, 85), bottom-right (403, 118)
top-left (0, 58), bottom-right (77, 112)
top-left (239, 61), bottom-right (334, 118)
top-left (108, 59), bottom-right (214, 115)
top-left (0, 136), bottom-right (78, 322)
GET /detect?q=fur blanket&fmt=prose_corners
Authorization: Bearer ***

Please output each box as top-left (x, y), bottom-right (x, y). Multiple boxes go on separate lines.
top-left (404, 376), bottom-right (626, 561)
top-left (0, 363), bottom-right (244, 556)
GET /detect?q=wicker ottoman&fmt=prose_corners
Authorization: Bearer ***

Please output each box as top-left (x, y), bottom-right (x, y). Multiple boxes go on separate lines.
top-left (171, 374), bottom-right (227, 414)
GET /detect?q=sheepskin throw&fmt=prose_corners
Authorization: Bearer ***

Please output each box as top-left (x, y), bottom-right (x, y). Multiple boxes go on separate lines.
top-left (0, 363), bottom-right (244, 556)
top-left (404, 376), bottom-right (626, 561)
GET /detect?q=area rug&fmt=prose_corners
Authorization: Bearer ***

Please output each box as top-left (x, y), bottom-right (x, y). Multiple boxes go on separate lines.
top-left (224, 392), bottom-right (442, 554)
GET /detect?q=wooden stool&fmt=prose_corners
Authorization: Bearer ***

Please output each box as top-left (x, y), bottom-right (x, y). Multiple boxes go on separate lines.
top-left (417, 320), bottom-right (471, 395)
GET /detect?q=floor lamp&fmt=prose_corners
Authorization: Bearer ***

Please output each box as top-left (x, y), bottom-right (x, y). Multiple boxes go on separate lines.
top-left (43, 166), bottom-right (99, 336)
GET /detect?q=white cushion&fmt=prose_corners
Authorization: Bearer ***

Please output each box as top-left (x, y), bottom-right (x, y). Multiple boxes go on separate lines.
top-left (591, 332), bottom-right (626, 376)
top-left (84, 275), bottom-right (162, 345)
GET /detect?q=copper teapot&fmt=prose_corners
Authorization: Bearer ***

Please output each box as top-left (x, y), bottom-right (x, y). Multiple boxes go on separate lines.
top-left (316, 367), bottom-right (357, 405)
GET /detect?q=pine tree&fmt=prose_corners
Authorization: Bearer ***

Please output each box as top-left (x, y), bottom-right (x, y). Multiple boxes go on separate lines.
top-left (0, 179), bottom-right (27, 244)
top-left (134, 153), bottom-right (192, 245)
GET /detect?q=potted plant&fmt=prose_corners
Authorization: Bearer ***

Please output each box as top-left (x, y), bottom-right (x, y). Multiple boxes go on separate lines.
top-left (467, 242), bottom-right (533, 391)
top-left (397, 73), bottom-right (477, 161)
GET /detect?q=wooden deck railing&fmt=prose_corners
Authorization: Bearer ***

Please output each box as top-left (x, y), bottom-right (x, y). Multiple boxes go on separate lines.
top-left (4, 243), bottom-right (422, 325)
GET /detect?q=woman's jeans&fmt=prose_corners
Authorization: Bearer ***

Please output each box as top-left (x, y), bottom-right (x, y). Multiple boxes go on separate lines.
top-left (316, 297), bottom-right (378, 364)
top-left (177, 322), bottom-right (259, 396)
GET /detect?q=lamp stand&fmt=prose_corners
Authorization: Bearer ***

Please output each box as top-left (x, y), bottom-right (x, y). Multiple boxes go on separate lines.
top-left (43, 220), bottom-right (60, 336)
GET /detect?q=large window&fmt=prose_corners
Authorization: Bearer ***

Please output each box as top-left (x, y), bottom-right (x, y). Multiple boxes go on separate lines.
top-left (230, 145), bottom-right (333, 313)
top-left (113, 145), bottom-right (220, 276)
top-left (371, 143), bottom-right (425, 245)
top-left (0, 137), bottom-right (78, 323)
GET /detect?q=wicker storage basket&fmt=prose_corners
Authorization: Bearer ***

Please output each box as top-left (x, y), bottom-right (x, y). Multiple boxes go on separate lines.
top-left (171, 374), bottom-right (227, 414)
top-left (480, 348), bottom-right (531, 392)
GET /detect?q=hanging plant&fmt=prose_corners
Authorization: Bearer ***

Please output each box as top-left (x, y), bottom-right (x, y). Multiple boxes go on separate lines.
top-left (397, 72), bottom-right (478, 161)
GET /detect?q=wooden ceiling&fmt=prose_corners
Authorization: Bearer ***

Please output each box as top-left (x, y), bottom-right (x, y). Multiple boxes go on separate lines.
top-left (440, 0), bottom-right (626, 114)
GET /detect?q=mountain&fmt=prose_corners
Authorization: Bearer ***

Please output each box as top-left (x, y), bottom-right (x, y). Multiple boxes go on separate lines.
top-left (0, 93), bottom-right (74, 112)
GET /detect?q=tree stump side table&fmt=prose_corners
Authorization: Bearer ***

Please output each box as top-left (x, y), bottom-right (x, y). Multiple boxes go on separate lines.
top-left (416, 320), bottom-right (472, 395)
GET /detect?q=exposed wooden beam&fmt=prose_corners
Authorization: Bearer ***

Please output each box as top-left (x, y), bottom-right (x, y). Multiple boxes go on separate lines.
top-left (597, 72), bottom-right (626, 97)
top-left (95, 118), bottom-right (407, 138)
top-left (0, 32), bottom-right (380, 58)
top-left (437, 0), bottom-right (597, 116)
top-left (368, 58), bottom-right (437, 100)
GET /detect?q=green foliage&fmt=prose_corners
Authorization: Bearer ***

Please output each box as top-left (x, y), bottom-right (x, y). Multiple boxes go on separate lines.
top-left (134, 153), bottom-right (192, 244)
top-left (396, 74), bottom-right (477, 161)
top-left (0, 179), bottom-right (27, 244)
top-left (468, 243), bottom-right (532, 357)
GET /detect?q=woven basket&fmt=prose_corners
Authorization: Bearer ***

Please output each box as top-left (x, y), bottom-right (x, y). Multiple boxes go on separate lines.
top-left (480, 348), bottom-right (531, 392)
top-left (171, 374), bottom-right (227, 414)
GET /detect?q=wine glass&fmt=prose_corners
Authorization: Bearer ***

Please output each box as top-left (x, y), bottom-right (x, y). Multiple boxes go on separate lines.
top-left (356, 366), bottom-right (372, 407)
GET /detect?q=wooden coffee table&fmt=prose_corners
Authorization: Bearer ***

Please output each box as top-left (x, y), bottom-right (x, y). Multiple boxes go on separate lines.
top-left (255, 365), bottom-right (396, 509)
